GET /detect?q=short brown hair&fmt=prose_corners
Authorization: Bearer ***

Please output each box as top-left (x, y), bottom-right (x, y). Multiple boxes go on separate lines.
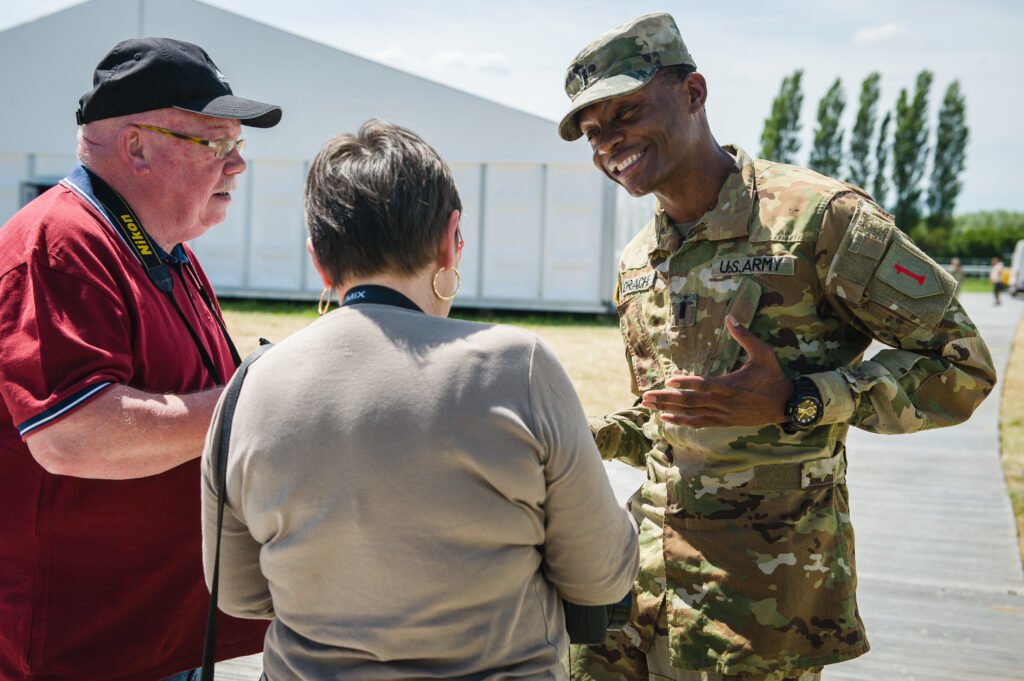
top-left (304, 119), bottom-right (462, 284)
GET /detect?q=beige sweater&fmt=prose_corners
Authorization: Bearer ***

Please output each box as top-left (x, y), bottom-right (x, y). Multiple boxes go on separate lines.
top-left (201, 304), bottom-right (638, 680)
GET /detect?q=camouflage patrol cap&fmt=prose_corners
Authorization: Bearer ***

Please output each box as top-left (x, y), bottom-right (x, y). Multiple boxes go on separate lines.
top-left (558, 13), bottom-right (695, 141)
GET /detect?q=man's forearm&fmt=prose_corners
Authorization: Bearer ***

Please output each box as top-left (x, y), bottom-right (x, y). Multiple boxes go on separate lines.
top-left (26, 384), bottom-right (223, 479)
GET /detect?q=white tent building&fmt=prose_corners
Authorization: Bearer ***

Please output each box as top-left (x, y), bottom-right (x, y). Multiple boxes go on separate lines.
top-left (0, 0), bottom-right (651, 312)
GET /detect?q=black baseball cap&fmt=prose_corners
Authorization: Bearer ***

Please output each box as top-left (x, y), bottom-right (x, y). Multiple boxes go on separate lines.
top-left (76, 37), bottom-right (282, 128)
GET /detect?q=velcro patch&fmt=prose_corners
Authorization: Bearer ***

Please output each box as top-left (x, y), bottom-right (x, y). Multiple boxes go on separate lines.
top-left (712, 255), bottom-right (795, 277)
top-left (620, 271), bottom-right (657, 297)
top-left (876, 243), bottom-right (944, 298)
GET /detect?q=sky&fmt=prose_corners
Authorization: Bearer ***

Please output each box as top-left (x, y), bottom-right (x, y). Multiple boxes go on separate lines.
top-left (2, 0), bottom-right (1021, 214)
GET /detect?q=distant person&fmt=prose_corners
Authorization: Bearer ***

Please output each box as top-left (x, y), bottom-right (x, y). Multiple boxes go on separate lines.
top-left (0, 38), bottom-right (280, 680)
top-left (557, 12), bottom-right (996, 681)
top-left (201, 120), bottom-right (639, 680)
top-left (991, 256), bottom-right (1007, 305)
top-left (949, 257), bottom-right (966, 292)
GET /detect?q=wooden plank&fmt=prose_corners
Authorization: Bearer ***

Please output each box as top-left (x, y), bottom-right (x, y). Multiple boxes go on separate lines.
top-left (216, 653), bottom-right (262, 678)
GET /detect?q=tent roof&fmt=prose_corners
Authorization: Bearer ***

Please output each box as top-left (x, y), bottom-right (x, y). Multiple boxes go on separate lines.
top-left (0, 0), bottom-right (589, 164)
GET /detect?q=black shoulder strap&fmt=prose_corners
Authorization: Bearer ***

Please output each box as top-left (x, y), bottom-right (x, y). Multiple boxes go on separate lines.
top-left (201, 340), bottom-right (274, 681)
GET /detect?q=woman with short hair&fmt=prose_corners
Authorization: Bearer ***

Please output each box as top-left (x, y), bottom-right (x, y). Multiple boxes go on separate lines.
top-left (201, 120), bottom-right (638, 681)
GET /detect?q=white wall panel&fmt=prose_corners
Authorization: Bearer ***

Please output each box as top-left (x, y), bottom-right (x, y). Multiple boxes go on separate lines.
top-left (543, 166), bottom-right (605, 302)
top-left (482, 165), bottom-right (542, 300)
top-left (30, 154), bottom-right (76, 181)
top-left (450, 163), bottom-right (481, 299)
top-left (0, 154), bottom-right (79, 225)
top-left (0, 155), bottom-right (27, 222)
top-left (189, 172), bottom-right (250, 289)
top-left (614, 185), bottom-right (657, 262)
top-left (302, 193), bottom-right (324, 293)
top-left (246, 161), bottom-right (307, 291)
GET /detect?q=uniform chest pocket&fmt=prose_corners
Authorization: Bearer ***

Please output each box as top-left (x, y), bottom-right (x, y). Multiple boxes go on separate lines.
top-left (617, 275), bottom-right (763, 392)
top-left (668, 276), bottom-right (763, 377)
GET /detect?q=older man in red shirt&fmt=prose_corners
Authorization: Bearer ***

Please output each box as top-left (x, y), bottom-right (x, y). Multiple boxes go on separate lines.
top-left (0, 38), bottom-right (281, 681)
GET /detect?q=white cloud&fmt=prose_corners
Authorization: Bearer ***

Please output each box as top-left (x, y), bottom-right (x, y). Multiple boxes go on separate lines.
top-left (853, 23), bottom-right (911, 45)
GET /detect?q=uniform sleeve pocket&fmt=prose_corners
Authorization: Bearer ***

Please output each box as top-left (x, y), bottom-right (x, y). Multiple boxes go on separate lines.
top-left (826, 201), bottom-right (894, 303)
top-left (827, 202), bottom-right (955, 336)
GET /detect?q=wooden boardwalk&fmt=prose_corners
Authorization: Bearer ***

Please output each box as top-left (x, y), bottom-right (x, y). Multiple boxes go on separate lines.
top-left (830, 292), bottom-right (1024, 680)
top-left (218, 292), bottom-right (1024, 680)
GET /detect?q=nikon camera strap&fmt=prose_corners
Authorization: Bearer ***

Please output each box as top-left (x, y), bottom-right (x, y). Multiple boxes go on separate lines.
top-left (84, 168), bottom-right (241, 384)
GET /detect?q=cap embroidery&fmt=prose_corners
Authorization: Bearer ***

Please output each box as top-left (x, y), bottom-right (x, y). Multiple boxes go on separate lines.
top-left (566, 62), bottom-right (590, 92)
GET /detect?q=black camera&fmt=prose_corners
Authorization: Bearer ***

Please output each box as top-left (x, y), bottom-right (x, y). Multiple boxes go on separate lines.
top-left (562, 593), bottom-right (633, 645)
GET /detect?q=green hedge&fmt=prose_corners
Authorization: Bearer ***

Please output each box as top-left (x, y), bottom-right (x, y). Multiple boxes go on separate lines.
top-left (910, 210), bottom-right (1024, 259)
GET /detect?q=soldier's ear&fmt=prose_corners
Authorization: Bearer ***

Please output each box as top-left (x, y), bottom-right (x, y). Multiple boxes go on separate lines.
top-left (684, 72), bottom-right (709, 111)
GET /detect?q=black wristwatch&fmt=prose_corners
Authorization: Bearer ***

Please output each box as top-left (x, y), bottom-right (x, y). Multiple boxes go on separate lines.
top-left (783, 377), bottom-right (823, 433)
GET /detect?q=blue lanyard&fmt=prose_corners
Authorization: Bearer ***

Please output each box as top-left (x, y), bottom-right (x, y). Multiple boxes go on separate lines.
top-left (341, 285), bottom-right (423, 313)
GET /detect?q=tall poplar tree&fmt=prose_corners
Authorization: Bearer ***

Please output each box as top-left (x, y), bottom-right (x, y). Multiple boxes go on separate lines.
top-left (848, 72), bottom-right (881, 189)
top-left (891, 70), bottom-right (933, 231)
top-left (808, 78), bottom-right (846, 177)
top-left (926, 81), bottom-right (969, 228)
top-left (873, 111), bottom-right (892, 207)
top-left (760, 70), bottom-right (804, 164)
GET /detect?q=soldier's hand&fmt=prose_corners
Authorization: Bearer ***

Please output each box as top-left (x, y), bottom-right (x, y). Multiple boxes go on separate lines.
top-left (640, 315), bottom-right (793, 428)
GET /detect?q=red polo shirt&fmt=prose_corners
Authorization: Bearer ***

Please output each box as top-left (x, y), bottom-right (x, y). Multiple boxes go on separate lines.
top-left (0, 167), bottom-right (267, 681)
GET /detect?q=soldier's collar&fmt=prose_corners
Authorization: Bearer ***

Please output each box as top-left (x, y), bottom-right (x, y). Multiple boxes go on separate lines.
top-left (649, 208), bottom-right (681, 257)
top-left (710, 145), bottom-right (757, 240)
top-left (647, 145), bottom-right (756, 256)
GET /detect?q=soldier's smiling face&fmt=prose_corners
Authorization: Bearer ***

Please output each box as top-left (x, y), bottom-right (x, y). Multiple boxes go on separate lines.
top-left (578, 70), bottom-right (705, 199)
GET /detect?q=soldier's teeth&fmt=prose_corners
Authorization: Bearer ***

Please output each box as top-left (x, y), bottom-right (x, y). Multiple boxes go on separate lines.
top-left (614, 151), bottom-right (644, 173)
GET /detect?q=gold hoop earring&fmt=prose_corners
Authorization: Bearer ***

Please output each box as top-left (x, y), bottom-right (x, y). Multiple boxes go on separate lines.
top-left (432, 267), bottom-right (461, 301)
top-left (318, 287), bottom-right (335, 315)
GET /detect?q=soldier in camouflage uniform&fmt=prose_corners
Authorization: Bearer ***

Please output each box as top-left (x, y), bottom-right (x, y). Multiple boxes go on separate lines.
top-left (558, 13), bottom-right (996, 681)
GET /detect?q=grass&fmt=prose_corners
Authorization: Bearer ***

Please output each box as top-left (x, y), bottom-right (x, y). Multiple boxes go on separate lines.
top-left (220, 300), bottom-right (635, 417)
top-left (959, 277), bottom-right (992, 294)
top-left (1001, 314), bottom-right (1024, 567)
top-left (220, 300), bottom-right (318, 358)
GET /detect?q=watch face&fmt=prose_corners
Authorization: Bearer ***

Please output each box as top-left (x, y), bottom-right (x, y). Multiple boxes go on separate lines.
top-left (794, 397), bottom-right (821, 426)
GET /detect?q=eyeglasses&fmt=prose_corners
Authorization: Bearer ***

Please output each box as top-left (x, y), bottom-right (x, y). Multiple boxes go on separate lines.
top-left (133, 124), bottom-right (246, 160)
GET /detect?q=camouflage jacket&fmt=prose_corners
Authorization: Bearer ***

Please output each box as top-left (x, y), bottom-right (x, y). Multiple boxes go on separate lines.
top-left (590, 146), bottom-right (996, 674)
